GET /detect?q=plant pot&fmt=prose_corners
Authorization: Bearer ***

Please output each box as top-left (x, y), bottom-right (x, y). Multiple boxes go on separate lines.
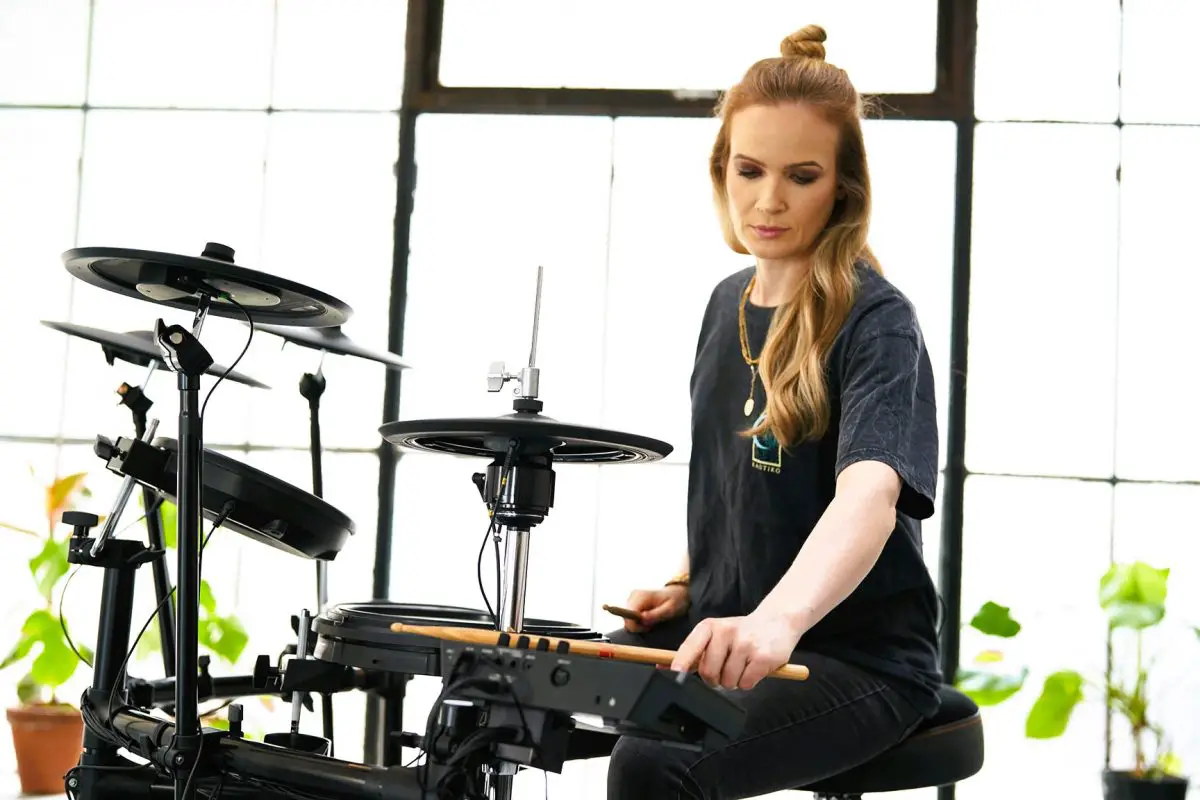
top-left (7, 704), bottom-right (84, 795)
top-left (1103, 769), bottom-right (1190, 800)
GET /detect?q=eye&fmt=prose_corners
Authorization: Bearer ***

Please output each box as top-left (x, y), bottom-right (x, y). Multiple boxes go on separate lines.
top-left (736, 167), bottom-right (761, 179)
top-left (790, 174), bottom-right (817, 185)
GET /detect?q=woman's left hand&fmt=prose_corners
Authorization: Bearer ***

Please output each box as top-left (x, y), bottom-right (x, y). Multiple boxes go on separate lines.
top-left (670, 611), bottom-right (802, 691)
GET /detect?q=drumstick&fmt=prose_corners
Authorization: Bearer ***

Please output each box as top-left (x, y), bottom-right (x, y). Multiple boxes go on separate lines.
top-left (602, 603), bottom-right (643, 623)
top-left (389, 622), bottom-right (810, 682)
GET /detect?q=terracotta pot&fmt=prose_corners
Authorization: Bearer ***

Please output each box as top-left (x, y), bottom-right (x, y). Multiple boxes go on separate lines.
top-left (7, 704), bottom-right (84, 795)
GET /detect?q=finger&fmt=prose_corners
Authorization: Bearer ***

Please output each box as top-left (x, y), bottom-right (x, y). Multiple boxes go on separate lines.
top-left (638, 599), bottom-right (674, 625)
top-left (737, 659), bottom-right (773, 691)
top-left (671, 621), bottom-right (712, 673)
top-left (719, 649), bottom-right (749, 691)
top-left (698, 624), bottom-right (731, 685)
top-left (625, 591), bottom-right (653, 612)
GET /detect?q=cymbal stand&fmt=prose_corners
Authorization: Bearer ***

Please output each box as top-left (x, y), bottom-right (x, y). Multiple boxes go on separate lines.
top-left (297, 349), bottom-right (337, 753)
top-left (477, 266), bottom-right (553, 800)
top-left (114, 362), bottom-right (177, 680)
top-left (152, 296), bottom-right (215, 800)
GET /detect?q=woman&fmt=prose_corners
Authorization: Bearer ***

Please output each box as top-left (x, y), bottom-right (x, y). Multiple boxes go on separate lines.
top-left (606, 25), bottom-right (944, 799)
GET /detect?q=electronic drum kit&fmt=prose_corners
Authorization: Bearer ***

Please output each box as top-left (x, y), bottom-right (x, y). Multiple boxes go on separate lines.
top-left (51, 242), bottom-right (793, 800)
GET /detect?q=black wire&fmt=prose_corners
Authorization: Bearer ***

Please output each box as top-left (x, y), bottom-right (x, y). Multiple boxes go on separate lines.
top-left (106, 515), bottom-right (227, 730)
top-left (58, 500), bottom-right (163, 670)
top-left (477, 440), bottom-right (518, 630)
top-left (199, 295), bottom-right (254, 422)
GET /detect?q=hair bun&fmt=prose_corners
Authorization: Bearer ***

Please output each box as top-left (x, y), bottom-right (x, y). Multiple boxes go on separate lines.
top-left (780, 25), bottom-right (827, 61)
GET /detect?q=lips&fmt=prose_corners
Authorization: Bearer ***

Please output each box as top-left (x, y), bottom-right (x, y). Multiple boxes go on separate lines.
top-left (752, 225), bottom-right (788, 239)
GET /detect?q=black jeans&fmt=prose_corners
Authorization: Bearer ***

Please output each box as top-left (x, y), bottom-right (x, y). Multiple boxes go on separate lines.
top-left (604, 618), bottom-right (924, 800)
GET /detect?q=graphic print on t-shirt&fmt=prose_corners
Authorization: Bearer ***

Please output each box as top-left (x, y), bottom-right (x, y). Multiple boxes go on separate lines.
top-left (750, 411), bottom-right (782, 473)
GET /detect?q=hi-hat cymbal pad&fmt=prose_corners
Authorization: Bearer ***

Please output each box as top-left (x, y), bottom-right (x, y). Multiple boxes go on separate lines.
top-left (62, 243), bottom-right (352, 328)
top-left (379, 412), bottom-right (673, 464)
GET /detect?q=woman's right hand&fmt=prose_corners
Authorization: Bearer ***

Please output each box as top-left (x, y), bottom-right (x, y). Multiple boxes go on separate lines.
top-left (622, 585), bottom-right (689, 632)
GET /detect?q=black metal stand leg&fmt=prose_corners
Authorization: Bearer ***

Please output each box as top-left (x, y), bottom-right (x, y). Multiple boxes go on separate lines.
top-left (173, 368), bottom-right (203, 800)
top-left (120, 378), bottom-right (178, 679)
top-left (67, 514), bottom-right (159, 800)
top-left (153, 304), bottom-right (215, 800)
top-left (142, 485), bottom-right (177, 679)
top-left (299, 368), bottom-right (336, 754)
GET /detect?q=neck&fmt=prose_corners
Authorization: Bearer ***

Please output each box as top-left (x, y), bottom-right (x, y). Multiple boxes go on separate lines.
top-left (750, 257), bottom-right (810, 307)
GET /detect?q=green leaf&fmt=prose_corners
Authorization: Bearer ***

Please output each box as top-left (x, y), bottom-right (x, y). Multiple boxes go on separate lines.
top-left (968, 601), bottom-right (1021, 638)
top-left (199, 615), bottom-right (248, 666)
top-left (16, 674), bottom-right (40, 704)
top-left (77, 643), bottom-right (95, 666)
top-left (1193, 626), bottom-right (1199, 641)
top-left (1157, 751), bottom-right (1185, 778)
top-left (202, 716), bottom-right (230, 732)
top-left (1099, 562), bottom-right (1169, 630)
top-left (1026, 670), bottom-right (1086, 739)
top-left (158, 501), bottom-right (177, 549)
top-left (28, 537), bottom-right (70, 604)
top-left (30, 635), bottom-right (78, 689)
top-left (199, 580), bottom-right (217, 614)
top-left (136, 622), bottom-right (162, 661)
top-left (956, 666), bottom-right (1028, 706)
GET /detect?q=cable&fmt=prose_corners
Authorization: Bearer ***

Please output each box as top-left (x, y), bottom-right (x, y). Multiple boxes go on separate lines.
top-left (199, 295), bottom-right (254, 422)
top-left (58, 500), bottom-right (164, 669)
top-left (106, 511), bottom-right (229, 733)
top-left (477, 440), bottom-right (519, 630)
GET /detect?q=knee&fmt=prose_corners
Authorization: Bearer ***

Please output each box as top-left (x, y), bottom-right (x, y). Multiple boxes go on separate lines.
top-left (607, 737), bottom-right (701, 800)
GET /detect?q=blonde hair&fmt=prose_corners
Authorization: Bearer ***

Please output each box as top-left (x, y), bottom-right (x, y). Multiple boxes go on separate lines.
top-left (710, 24), bottom-right (881, 449)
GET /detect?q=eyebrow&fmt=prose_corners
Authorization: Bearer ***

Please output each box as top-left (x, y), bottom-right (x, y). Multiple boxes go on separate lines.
top-left (733, 153), bottom-right (824, 170)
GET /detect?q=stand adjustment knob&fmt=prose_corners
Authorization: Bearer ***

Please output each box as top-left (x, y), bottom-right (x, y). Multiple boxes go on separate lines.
top-left (62, 511), bottom-right (99, 538)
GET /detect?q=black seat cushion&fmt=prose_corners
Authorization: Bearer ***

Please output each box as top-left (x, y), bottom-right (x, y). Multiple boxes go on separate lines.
top-left (796, 685), bottom-right (984, 794)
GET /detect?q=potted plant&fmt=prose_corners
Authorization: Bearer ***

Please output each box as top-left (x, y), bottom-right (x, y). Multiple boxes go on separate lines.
top-left (0, 472), bottom-right (94, 795)
top-left (1025, 562), bottom-right (1193, 800)
top-left (956, 563), bottom-right (1196, 800)
top-left (955, 599), bottom-right (1028, 706)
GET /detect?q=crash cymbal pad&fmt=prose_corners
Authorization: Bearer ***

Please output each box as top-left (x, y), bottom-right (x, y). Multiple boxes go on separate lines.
top-left (62, 243), bottom-right (351, 327)
top-left (41, 321), bottom-right (270, 389)
top-left (379, 412), bottom-right (672, 464)
top-left (255, 323), bottom-right (410, 370)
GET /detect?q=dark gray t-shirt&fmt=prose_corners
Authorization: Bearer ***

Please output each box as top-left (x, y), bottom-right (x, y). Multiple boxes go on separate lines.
top-left (686, 263), bottom-right (943, 717)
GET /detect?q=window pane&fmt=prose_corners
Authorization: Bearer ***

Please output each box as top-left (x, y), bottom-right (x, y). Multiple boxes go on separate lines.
top-left (88, 0), bottom-right (274, 108)
top-left (0, 0), bottom-right (90, 105)
top-left (272, 0), bottom-right (407, 110)
top-left (603, 117), bottom-right (740, 467)
top-left (1121, 0), bottom-right (1200, 124)
top-left (246, 112), bottom-right (400, 450)
top-left (0, 110), bottom-right (83, 437)
top-left (399, 114), bottom-right (614, 431)
top-left (959, 475), bottom-right (1113, 800)
top-left (1111, 484), bottom-right (1200, 777)
top-left (591, 463), bottom-right (688, 631)
top-left (65, 110), bottom-right (270, 444)
top-left (1116, 126), bottom-right (1200, 482)
top-left (439, 0), bottom-right (937, 94)
top-left (966, 124), bottom-right (1120, 478)
top-left (975, 0), bottom-right (1121, 122)
top-left (861, 119), bottom-right (957, 470)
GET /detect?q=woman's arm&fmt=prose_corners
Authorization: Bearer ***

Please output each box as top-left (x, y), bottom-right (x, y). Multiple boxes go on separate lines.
top-left (754, 459), bottom-right (900, 638)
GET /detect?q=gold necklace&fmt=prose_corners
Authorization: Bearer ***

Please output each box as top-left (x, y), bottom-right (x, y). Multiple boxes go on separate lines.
top-left (737, 276), bottom-right (758, 417)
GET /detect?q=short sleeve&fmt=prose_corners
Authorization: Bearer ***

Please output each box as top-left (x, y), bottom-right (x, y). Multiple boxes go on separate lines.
top-left (835, 330), bottom-right (939, 520)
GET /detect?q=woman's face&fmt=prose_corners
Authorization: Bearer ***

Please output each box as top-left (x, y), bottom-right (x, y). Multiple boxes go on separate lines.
top-left (724, 102), bottom-right (841, 263)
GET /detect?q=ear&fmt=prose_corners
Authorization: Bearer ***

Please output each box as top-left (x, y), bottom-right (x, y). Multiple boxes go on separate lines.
top-left (836, 184), bottom-right (847, 200)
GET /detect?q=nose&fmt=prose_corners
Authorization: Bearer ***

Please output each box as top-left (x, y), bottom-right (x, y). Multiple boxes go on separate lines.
top-left (754, 176), bottom-right (787, 215)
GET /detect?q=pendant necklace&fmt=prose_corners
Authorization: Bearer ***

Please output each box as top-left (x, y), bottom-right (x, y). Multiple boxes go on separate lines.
top-left (738, 276), bottom-right (759, 417)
